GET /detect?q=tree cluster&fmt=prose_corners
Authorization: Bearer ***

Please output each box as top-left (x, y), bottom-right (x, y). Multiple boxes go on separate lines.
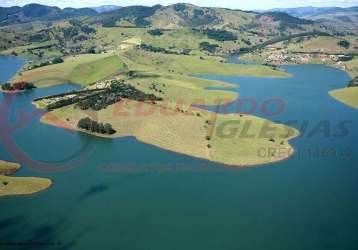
top-left (338, 40), bottom-right (350, 49)
top-left (348, 77), bottom-right (358, 87)
top-left (148, 29), bottom-right (164, 36)
top-left (47, 96), bottom-right (81, 110)
top-left (139, 44), bottom-right (178, 55)
top-left (1, 81), bottom-right (35, 91)
top-left (77, 117), bottom-right (116, 135)
top-left (43, 81), bottom-right (162, 111)
top-left (52, 57), bottom-right (64, 64)
top-left (199, 29), bottom-right (237, 41)
top-left (76, 92), bottom-right (121, 111)
top-left (199, 42), bottom-right (219, 53)
top-left (76, 81), bottom-right (162, 111)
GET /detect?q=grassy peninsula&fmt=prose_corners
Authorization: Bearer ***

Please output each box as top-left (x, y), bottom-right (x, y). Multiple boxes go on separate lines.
top-left (41, 102), bottom-right (299, 167)
top-left (330, 86), bottom-right (358, 108)
top-left (0, 160), bottom-right (52, 197)
top-left (36, 77), bottom-right (299, 167)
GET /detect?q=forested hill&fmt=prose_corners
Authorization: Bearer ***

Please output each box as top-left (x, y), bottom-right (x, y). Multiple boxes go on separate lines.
top-left (0, 3), bottom-right (332, 55)
top-left (0, 4), bottom-right (97, 26)
top-left (259, 6), bottom-right (358, 34)
top-left (260, 6), bottom-right (358, 18)
top-left (0, 3), bottom-right (325, 34)
top-left (94, 3), bottom-right (325, 33)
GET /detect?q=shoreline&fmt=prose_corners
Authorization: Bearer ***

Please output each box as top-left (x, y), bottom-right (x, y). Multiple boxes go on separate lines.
top-left (233, 55), bottom-right (358, 108)
top-left (43, 118), bottom-right (299, 168)
top-left (40, 102), bottom-right (300, 168)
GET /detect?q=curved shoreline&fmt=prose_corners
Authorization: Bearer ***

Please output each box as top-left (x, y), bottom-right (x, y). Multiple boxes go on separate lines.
top-left (40, 102), bottom-right (300, 168)
top-left (48, 124), bottom-right (299, 169)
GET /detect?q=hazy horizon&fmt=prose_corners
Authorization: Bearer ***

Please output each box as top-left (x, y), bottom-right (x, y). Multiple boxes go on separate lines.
top-left (0, 0), bottom-right (358, 11)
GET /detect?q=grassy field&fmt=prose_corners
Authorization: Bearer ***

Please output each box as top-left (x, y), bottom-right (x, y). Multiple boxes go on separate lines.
top-left (121, 49), bottom-right (290, 77)
top-left (41, 100), bottom-right (299, 167)
top-left (0, 40), bottom-right (59, 57)
top-left (117, 73), bottom-right (238, 106)
top-left (14, 53), bottom-right (126, 87)
top-left (329, 87), bottom-right (358, 109)
top-left (0, 160), bottom-right (52, 197)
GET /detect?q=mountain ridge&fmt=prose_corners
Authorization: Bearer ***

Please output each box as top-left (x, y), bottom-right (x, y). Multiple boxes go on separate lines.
top-left (91, 5), bottom-right (121, 14)
top-left (259, 6), bottom-right (358, 17)
top-left (0, 3), bottom-right (97, 26)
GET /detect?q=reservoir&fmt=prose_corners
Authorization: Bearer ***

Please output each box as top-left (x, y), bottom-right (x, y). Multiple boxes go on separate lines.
top-left (1, 56), bottom-right (358, 250)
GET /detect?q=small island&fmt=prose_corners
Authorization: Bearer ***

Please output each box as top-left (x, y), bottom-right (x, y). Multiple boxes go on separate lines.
top-left (1, 81), bottom-right (36, 93)
top-left (0, 159), bottom-right (52, 197)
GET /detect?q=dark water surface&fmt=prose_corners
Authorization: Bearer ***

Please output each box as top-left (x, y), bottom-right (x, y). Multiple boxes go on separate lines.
top-left (1, 56), bottom-right (357, 250)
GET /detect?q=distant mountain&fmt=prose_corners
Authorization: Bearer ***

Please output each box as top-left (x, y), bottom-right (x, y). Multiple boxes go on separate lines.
top-left (259, 6), bottom-right (342, 17)
top-left (0, 3), bottom-right (334, 53)
top-left (91, 5), bottom-right (121, 13)
top-left (0, 3), bottom-right (329, 36)
top-left (0, 3), bottom-right (97, 26)
top-left (96, 3), bottom-right (321, 33)
top-left (260, 6), bottom-right (358, 17)
top-left (259, 6), bottom-right (358, 34)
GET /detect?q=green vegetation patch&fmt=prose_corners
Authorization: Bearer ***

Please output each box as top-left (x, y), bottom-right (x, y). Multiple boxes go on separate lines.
top-left (70, 55), bottom-right (126, 85)
top-left (198, 29), bottom-right (237, 41)
top-left (14, 54), bottom-right (127, 87)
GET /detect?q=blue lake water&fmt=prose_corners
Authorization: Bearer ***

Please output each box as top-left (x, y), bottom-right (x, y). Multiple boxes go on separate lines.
top-left (1, 56), bottom-right (358, 250)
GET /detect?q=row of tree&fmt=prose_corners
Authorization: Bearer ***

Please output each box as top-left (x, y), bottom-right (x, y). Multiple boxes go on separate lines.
top-left (139, 43), bottom-right (178, 55)
top-left (77, 117), bottom-right (116, 135)
top-left (140, 44), bottom-right (191, 56)
top-left (28, 57), bottom-right (64, 70)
